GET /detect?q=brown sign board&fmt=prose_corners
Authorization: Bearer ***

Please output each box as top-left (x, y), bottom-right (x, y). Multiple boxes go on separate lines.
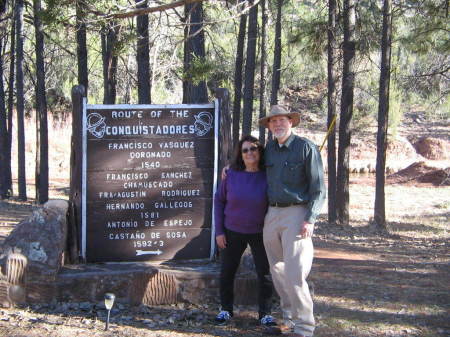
top-left (82, 104), bottom-right (217, 262)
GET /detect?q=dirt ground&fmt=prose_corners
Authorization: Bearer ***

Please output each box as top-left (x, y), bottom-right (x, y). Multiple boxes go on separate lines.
top-left (0, 172), bottom-right (448, 337)
top-left (0, 109), bottom-right (449, 337)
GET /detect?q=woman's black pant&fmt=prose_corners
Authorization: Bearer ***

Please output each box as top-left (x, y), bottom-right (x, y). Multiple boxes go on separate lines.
top-left (219, 229), bottom-right (273, 319)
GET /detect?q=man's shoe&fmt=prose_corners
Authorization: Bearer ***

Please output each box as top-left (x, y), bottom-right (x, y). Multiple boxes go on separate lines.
top-left (214, 310), bottom-right (232, 325)
top-left (279, 324), bottom-right (293, 333)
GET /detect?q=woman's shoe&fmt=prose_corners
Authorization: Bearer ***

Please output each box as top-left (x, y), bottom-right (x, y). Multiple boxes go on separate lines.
top-left (215, 310), bottom-right (232, 325)
top-left (260, 315), bottom-right (281, 335)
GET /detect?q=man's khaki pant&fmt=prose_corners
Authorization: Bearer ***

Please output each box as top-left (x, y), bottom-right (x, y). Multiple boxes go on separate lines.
top-left (263, 205), bottom-right (315, 337)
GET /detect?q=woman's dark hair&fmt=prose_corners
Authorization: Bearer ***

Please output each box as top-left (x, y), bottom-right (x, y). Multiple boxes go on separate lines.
top-left (230, 135), bottom-right (265, 171)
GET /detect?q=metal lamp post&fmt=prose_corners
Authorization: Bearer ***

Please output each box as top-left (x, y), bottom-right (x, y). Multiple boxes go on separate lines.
top-left (104, 293), bottom-right (115, 331)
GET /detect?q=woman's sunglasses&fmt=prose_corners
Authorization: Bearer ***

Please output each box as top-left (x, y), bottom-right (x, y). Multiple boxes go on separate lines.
top-left (242, 146), bottom-right (258, 154)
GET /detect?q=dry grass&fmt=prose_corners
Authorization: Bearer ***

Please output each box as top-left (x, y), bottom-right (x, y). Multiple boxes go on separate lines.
top-left (11, 113), bottom-right (72, 183)
top-left (2, 114), bottom-right (449, 337)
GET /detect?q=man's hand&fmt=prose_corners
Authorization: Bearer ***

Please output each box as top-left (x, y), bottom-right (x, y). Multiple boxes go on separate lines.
top-left (300, 221), bottom-right (314, 238)
top-left (216, 234), bottom-right (227, 249)
top-left (221, 165), bottom-right (230, 180)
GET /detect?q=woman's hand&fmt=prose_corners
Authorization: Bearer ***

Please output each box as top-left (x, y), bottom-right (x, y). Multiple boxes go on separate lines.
top-left (221, 165), bottom-right (230, 180)
top-left (300, 221), bottom-right (314, 238)
top-left (216, 234), bottom-right (227, 249)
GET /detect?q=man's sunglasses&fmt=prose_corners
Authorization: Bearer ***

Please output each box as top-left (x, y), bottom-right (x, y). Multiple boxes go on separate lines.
top-left (242, 146), bottom-right (258, 154)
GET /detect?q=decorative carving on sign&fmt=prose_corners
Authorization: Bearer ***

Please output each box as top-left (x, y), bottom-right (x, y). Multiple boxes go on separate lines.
top-left (0, 253), bottom-right (28, 307)
top-left (193, 111), bottom-right (213, 136)
top-left (5, 253), bottom-right (27, 285)
top-left (86, 112), bottom-right (107, 138)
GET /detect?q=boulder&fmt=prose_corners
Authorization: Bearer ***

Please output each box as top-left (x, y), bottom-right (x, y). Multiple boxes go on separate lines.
top-left (413, 137), bottom-right (450, 160)
top-left (0, 199), bottom-right (68, 306)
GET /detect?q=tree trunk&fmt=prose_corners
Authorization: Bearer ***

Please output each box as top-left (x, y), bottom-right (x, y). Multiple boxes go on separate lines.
top-left (136, 0), bottom-right (151, 104)
top-left (327, 0), bottom-right (338, 224)
top-left (0, 38), bottom-right (8, 198)
top-left (258, 0), bottom-right (267, 145)
top-left (76, 0), bottom-right (88, 95)
top-left (6, 9), bottom-right (15, 197)
top-left (0, 3), bottom-right (8, 198)
top-left (242, 0), bottom-right (258, 135)
top-left (232, 0), bottom-right (247, 145)
top-left (102, 22), bottom-right (119, 104)
top-left (33, 0), bottom-right (48, 203)
top-left (182, 2), bottom-right (208, 103)
top-left (15, 0), bottom-right (26, 200)
top-left (375, 0), bottom-right (392, 229)
top-left (270, 0), bottom-right (283, 106)
top-left (336, 0), bottom-right (356, 226)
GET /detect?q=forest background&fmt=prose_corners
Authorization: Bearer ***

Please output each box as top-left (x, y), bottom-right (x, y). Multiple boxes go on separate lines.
top-left (0, 1), bottom-right (448, 336)
top-left (0, 0), bottom-right (448, 226)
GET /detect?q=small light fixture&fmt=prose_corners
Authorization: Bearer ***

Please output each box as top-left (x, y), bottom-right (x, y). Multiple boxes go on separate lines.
top-left (104, 293), bottom-right (115, 331)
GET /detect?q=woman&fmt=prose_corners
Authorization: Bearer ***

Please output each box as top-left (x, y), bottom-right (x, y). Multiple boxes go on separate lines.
top-left (214, 135), bottom-right (278, 329)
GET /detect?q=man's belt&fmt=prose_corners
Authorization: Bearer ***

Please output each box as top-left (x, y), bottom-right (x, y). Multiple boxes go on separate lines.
top-left (269, 202), bottom-right (306, 207)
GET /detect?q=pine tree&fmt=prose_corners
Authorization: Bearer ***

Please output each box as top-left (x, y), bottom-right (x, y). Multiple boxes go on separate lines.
top-left (34, 0), bottom-right (49, 203)
top-left (15, 0), bottom-right (26, 200)
top-left (327, 0), bottom-right (338, 223)
top-left (336, 0), bottom-right (356, 225)
top-left (242, 0), bottom-right (258, 135)
top-left (374, 0), bottom-right (392, 228)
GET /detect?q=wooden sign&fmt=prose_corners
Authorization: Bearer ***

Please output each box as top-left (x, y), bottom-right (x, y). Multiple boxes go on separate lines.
top-left (81, 104), bottom-right (218, 262)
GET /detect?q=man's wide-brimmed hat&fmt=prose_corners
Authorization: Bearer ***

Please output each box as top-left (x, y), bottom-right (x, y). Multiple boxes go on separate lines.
top-left (258, 105), bottom-right (300, 128)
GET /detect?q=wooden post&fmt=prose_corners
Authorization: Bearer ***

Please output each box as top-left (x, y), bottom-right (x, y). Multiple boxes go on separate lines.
top-left (213, 88), bottom-right (231, 260)
top-left (215, 88), bottom-right (232, 185)
top-left (67, 85), bottom-right (85, 263)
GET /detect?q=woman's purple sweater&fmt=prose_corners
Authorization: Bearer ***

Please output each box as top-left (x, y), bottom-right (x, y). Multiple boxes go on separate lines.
top-left (214, 168), bottom-right (268, 236)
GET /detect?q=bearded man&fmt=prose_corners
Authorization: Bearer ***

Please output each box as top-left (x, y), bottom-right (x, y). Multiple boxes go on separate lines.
top-left (259, 105), bottom-right (326, 337)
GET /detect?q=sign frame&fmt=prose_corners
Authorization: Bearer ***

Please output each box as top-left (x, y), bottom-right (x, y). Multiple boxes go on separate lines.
top-left (80, 101), bottom-right (219, 261)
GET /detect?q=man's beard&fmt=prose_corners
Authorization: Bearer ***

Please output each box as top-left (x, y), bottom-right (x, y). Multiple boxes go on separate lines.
top-left (273, 128), bottom-right (288, 139)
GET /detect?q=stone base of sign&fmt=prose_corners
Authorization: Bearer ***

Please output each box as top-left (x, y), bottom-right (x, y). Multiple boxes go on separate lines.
top-left (56, 263), bottom-right (159, 305)
top-left (0, 200), bottom-right (260, 308)
top-left (53, 260), bottom-right (257, 306)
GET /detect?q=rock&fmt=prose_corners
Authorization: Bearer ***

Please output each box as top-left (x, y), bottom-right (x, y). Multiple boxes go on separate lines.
top-left (31, 304), bottom-right (42, 311)
top-left (79, 302), bottom-right (92, 311)
top-left (387, 136), bottom-right (421, 169)
top-left (195, 314), bottom-right (205, 322)
top-left (0, 200), bottom-right (69, 307)
top-left (8, 285), bottom-right (26, 304)
top-left (67, 302), bottom-right (79, 310)
top-left (57, 302), bottom-right (69, 312)
top-left (145, 321), bottom-right (157, 328)
top-left (137, 304), bottom-right (151, 314)
top-left (388, 162), bottom-right (450, 186)
top-left (97, 311), bottom-right (107, 318)
top-left (413, 136), bottom-right (450, 160)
